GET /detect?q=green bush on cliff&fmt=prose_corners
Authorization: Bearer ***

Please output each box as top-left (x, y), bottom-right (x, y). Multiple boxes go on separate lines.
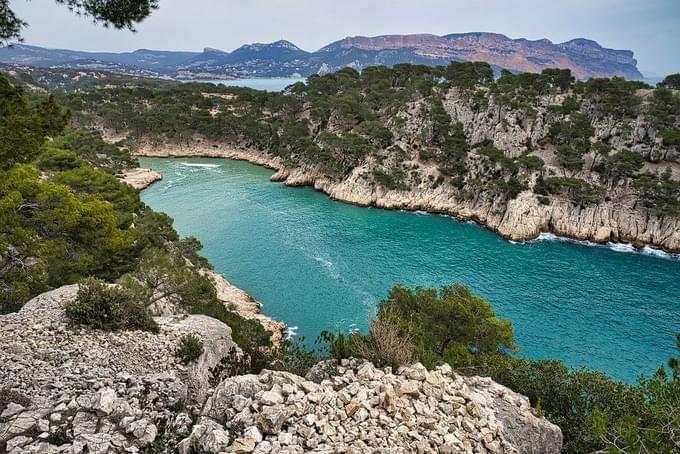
top-left (177, 334), bottom-right (204, 364)
top-left (516, 154), bottom-right (545, 171)
top-left (634, 169), bottom-right (680, 215)
top-left (580, 77), bottom-right (644, 117)
top-left (66, 278), bottom-right (159, 333)
top-left (661, 127), bottom-right (680, 148)
top-left (324, 284), bottom-right (516, 369)
top-left (600, 149), bottom-right (645, 179)
top-left (659, 73), bottom-right (680, 90)
top-left (535, 176), bottom-right (602, 206)
top-left (0, 75), bottom-right (70, 170)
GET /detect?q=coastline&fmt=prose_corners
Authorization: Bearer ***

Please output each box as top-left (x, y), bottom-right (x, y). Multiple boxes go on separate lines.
top-left (133, 144), bottom-right (680, 254)
top-left (119, 167), bottom-right (163, 190)
top-left (201, 269), bottom-right (286, 344)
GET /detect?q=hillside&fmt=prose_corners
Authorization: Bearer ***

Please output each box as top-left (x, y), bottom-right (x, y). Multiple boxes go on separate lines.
top-left (2, 62), bottom-right (679, 454)
top-left (0, 32), bottom-right (643, 80)
top-left (53, 63), bottom-right (680, 252)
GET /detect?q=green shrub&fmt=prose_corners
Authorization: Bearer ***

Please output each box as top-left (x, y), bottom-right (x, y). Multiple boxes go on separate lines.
top-left (516, 154), bottom-right (545, 171)
top-left (37, 148), bottom-right (83, 171)
top-left (658, 73), bottom-right (680, 90)
top-left (600, 149), bottom-right (645, 178)
top-left (319, 310), bottom-right (416, 370)
top-left (372, 166), bottom-right (407, 190)
top-left (661, 127), bottom-right (680, 148)
top-left (634, 169), bottom-right (680, 215)
top-left (535, 177), bottom-right (602, 205)
top-left (65, 278), bottom-right (159, 333)
top-left (177, 334), bottom-right (204, 364)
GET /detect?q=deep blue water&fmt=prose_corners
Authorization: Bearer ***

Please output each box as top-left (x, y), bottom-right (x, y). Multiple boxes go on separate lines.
top-left (139, 157), bottom-right (680, 382)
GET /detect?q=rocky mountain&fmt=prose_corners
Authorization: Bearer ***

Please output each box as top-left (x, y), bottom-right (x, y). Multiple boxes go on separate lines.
top-left (316, 33), bottom-right (642, 80)
top-left (0, 32), bottom-right (644, 80)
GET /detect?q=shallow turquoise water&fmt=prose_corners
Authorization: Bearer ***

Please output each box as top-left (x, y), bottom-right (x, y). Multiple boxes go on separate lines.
top-left (140, 157), bottom-right (680, 382)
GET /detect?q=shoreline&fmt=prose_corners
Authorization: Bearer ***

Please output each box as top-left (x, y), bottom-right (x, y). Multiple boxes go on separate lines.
top-left (119, 167), bottom-right (163, 190)
top-left (201, 269), bottom-right (286, 344)
top-left (133, 145), bottom-right (680, 255)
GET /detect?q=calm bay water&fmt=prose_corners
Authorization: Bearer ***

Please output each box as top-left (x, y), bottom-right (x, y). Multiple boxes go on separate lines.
top-left (140, 157), bottom-right (680, 382)
top-left (188, 77), bottom-right (304, 92)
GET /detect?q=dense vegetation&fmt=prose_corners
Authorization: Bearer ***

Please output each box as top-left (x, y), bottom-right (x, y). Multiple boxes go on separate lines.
top-left (0, 73), bottom-right (276, 367)
top-left (52, 63), bottom-right (680, 220)
top-left (3, 64), bottom-right (680, 454)
top-left (319, 284), bottom-right (680, 454)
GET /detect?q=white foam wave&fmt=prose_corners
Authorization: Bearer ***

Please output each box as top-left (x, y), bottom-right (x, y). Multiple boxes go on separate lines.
top-left (285, 326), bottom-right (298, 339)
top-left (178, 162), bottom-right (221, 168)
top-left (524, 232), bottom-right (679, 260)
top-left (313, 256), bottom-right (333, 269)
top-left (414, 210), bottom-right (429, 216)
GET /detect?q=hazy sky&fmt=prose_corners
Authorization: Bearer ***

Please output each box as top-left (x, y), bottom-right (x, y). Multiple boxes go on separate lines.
top-left (11, 0), bottom-right (680, 75)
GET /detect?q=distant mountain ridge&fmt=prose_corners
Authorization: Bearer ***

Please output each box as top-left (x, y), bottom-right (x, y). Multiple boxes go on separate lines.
top-left (0, 32), bottom-right (643, 80)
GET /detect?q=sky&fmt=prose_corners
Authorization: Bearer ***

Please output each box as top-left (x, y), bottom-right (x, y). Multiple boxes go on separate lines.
top-left (10, 0), bottom-right (680, 76)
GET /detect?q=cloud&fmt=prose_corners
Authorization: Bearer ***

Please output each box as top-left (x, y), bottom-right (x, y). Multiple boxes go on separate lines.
top-left (10, 0), bottom-right (680, 75)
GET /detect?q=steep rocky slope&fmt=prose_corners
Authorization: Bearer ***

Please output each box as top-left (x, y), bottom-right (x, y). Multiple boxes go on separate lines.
top-left (0, 285), bottom-right (562, 453)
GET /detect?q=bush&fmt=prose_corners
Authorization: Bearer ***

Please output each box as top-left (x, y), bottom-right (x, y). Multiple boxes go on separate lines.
top-left (370, 284), bottom-right (515, 368)
top-left (659, 73), bottom-right (680, 90)
top-left (661, 127), bottom-right (680, 148)
top-left (535, 177), bottom-right (602, 205)
top-left (600, 149), bottom-right (645, 178)
top-left (65, 278), bottom-right (159, 333)
top-left (634, 169), bottom-right (680, 215)
top-left (323, 310), bottom-right (417, 370)
top-left (177, 334), bottom-right (204, 364)
top-left (351, 312), bottom-right (416, 369)
top-left (516, 154), bottom-right (545, 171)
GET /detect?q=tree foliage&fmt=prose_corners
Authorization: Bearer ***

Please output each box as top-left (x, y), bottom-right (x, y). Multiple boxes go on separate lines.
top-left (659, 73), bottom-right (680, 90)
top-left (1, 0), bottom-right (158, 44)
top-left (65, 277), bottom-right (158, 333)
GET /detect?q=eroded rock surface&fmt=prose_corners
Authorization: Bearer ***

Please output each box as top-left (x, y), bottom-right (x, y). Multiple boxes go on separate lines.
top-left (118, 167), bottom-right (162, 190)
top-left (181, 360), bottom-right (562, 454)
top-left (0, 286), bottom-right (238, 453)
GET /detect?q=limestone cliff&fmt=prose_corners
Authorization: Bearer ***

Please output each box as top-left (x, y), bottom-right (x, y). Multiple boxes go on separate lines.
top-left (125, 84), bottom-right (680, 253)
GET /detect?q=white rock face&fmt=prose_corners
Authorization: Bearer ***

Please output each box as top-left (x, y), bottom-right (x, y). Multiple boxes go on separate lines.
top-left (179, 360), bottom-right (563, 454)
top-left (202, 269), bottom-right (286, 344)
top-left (0, 285), bottom-right (239, 453)
top-left (118, 167), bottom-right (162, 190)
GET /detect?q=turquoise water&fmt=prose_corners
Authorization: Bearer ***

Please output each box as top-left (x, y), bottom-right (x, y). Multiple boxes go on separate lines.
top-left (139, 157), bottom-right (680, 382)
top-left (188, 77), bottom-right (304, 92)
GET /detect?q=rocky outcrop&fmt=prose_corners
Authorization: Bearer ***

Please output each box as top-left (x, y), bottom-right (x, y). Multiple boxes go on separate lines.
top-left (0, 285), bottom-right (239, 453)
top-left (131, 141), bottom-right (680, 252)
top-left (180, 360), bottom-right (562, 453)
top-left (126, 84), bottom-right (680, 252)
top-left (203, 269), bottom-right (286, 344)
top-left (118, 167), bottom-right (162, 190)
top-left (0, 287), bottom-right (562, 453)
